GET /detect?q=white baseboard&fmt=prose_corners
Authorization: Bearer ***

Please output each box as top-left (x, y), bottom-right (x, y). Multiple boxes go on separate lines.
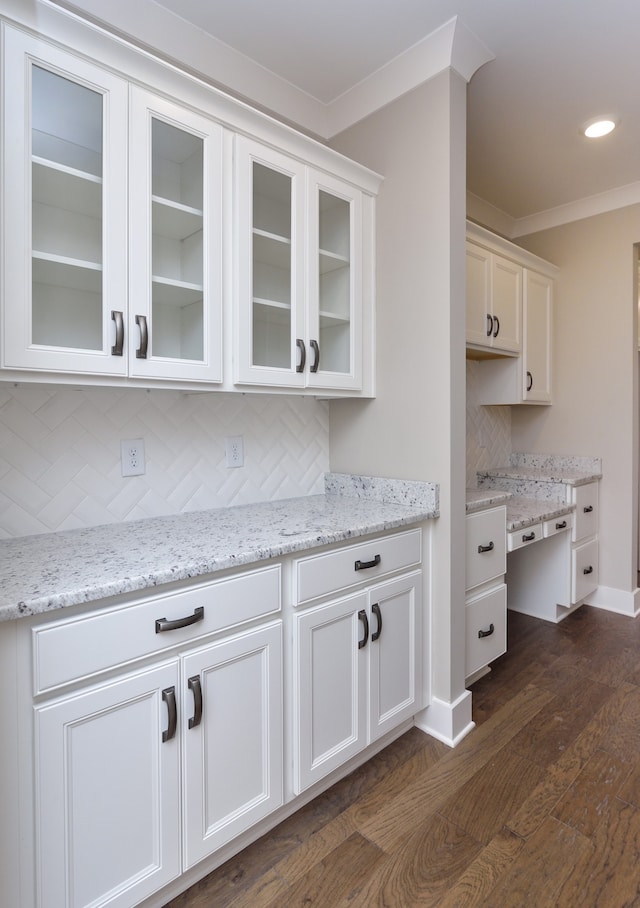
top-left (586, 585), bottom-right (640, 618)
top-left (414, 690), bottom-right (475, 747)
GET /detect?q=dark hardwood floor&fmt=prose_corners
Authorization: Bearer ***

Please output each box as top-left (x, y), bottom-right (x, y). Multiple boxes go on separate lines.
top-left (165, 606), bottom-right (640, 907)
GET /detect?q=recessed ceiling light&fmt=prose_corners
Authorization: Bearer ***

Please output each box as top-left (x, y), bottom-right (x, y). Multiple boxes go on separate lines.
top-left (581, 117), bottom-right (617, 138)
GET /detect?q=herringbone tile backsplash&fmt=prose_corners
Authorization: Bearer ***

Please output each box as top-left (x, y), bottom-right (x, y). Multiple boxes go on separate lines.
top-left (0, 386), bottom-right (328, 538)
top-left (466, 360), bottom-right (511, 488)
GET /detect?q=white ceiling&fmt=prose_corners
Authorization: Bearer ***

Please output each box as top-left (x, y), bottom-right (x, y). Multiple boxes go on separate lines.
top-left (57, 0), bottom-right (640, 229)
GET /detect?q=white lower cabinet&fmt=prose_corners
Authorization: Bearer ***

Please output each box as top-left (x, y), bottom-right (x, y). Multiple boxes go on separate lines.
top-left (31, 568), bottom-right (283, 908)
top-left (465, 506), bottom-right (507, 684)
top-left (293, 570), bottom-right (422, 794)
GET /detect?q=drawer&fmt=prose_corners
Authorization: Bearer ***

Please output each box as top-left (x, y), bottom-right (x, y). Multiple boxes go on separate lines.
top-left (294, 528), bottom-right (422, 605)
top-left (507, 522), bottom-right (542, 552)
top-left (543, 513), bottom-right (572, 538)
top-left (572, 538), bottom-right (598, 604)
top-left (33, 564), bottom-right (281, 695)
top-left (465, 506), bottom-right (506, 592)
top-left (466, 584), bottom-right (507, 679)
top-left (571, 482), bottom-right (598, 542)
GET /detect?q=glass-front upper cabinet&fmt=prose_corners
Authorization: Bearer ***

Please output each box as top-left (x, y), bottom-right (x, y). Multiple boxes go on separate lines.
top-left (128, 88), bottom-right (223, 382)
top-left (3, 28), bottom-right (128, 375)
top-left (307, 171), bottom-right (362, 391)
top-left (234, 136), bottom-right (363, 391)
top-left (235, 136), bottom-right (306, 387)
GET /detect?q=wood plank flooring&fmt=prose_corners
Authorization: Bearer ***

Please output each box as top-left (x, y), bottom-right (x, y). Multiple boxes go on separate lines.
top-left (165, 606), bottom-right (640, 907)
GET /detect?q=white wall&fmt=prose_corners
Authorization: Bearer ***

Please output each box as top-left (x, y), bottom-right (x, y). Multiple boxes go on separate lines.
top-left (0, 387), bottom-right (328, 538)
top-left (328, 71), bottom-right (469, 709)
top-left (513, 206), bottom-right (640, 598)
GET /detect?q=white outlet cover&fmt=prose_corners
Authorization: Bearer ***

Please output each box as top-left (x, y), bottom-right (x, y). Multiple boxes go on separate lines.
top-left (121, 438), bottom-right (145, 477)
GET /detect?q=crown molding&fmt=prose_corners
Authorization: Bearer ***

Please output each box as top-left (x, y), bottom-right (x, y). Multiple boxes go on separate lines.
top-left (511, 182), bottom-right (640, 237)
top-left (326, 17), bottom-right (494, 138)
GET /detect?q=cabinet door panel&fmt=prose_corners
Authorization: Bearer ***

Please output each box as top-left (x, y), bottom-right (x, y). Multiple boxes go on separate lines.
top-left (35, 663), bottom-right (180, 908)
top-left (369, 572), bottom-right (423, 741)
top-left (491, 254), bottom-right (521, 353)
top-left (293, 593), bottom-right (367, 793)
top-left (523, 269), bottom-right (552, 402)
top-left (129, 88), bottom-right (223, 381)
top-left (182, 623), bottom-right (283, 867)
top-left (466, 242), bottom-right (492, 347)
top-left (3, 27), bottom-right (128, 375)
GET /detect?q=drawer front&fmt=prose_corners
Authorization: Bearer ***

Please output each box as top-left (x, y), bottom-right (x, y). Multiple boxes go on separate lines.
top-left (572, 483), bottom-right (598, 542)
top-left (572, 538), bottom-right (599, 604)
top-left (466, 584), bottom-right (507, 678)
top-left (507, 522), bottom-right (542, 552)
top-left (33, 565), bottom-right (281, 694)
top-left (466, 507), bottom-right (507, 592)
top-left (294, 528), bottom-right (422, 605)
top-left (543, 514), bottom-right (572, 538)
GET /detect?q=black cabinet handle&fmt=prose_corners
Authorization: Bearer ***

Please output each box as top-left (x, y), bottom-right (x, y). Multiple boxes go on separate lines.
top-left (310, 339), bottom-right (320, 373)
top-left (478, 624), bottom-right (495, 639)
top-left (555, 521), bottom-right (567, 530)
top-left (526, 370), bottom-right (533, 392)
top-left (478, 542), bottom-right (494, 554)
top-left (188, 675), bottom-right (203, 729)
top-left (371, 603), bottom-right (382, 642)
top-left (111, 310), bottom-right (124, 356)
top-left (135, 314), bottom-right (148, 359)
top-left (522, 531), bottom-right (536, 542)
top-left (583, 565), bottom-right (594, 575)
top-left (156, 606), bottom-right (204, 634)
top-left (486, 314), bottom-right (494, 337)
top-left (296, 338), bottom-right (306, 373)
top-left (358, 609), bottom-right (369, 649)
top-left (162, 687), bottom-right (177, 742)
top-left (493, 315), bottom-right (500, 337)
top-left (355, 554), bottom-right (381, 571)
top-left (583, 505), bottom-right (594, 513)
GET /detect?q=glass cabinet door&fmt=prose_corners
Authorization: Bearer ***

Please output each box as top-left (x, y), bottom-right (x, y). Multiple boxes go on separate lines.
top-left (307, 172), bottom-right (362, 391)
top-left (129, 89), bottom-right (223, 381)
top-left (3, 29), bottom-right (128, 374)
top-left (235, 137), bottom-right (306, 387)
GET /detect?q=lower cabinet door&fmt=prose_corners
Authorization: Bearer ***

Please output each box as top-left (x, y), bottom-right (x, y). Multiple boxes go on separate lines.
top-left (293, 592), bottom-right (368, 794)
top-left (182, 622), bottom-right (283, 868)
top-left (35, 662), bottom-right (181, 908)
top-left (369, 571), bottom-right (422, 742)
top-left (572, 538), bottom-right (599, 604)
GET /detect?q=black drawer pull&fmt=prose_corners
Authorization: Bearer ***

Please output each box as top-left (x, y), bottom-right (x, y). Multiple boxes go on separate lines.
top-left (371, 603), bottom-right (382, 642)
top-left (486, 314), bottom-right (494, 337)
top-left (162, 687), bottom-right (177, 742)
top-left (478, 542), bottom-right (494, 554)
top-left (355, 554), bottom-right (381, 571)
top-left (156, 606), bottom-right (204, 633)
top-left (555, 521), bottom-right (567, 530)
top-left (583, 505), bottom-right (594, 513)
top-left (358, 609), bottom-right (369, 649)
top-left (478, 624), bottom-right (495, 639)
top-left (522, 531), bottom-right (536, 542)
top-left (188, 675), bottom-right (203, 729)
top-left (583, 565), bottom-right (594, 575)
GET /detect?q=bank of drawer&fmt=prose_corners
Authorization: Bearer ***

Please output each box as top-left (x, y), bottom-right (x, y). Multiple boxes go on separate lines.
top-left (466, 584), bottom-right (507, 679)
top-left (466, 507), bottom-right (506, 591)
top-left (572, 538), bottom-right (598, 604)
top-left (543, 513), bottom-right (573, 538)
top-left (572, 483), bottom-right (598, 542)
top-left (507, 522), bottom-right (542, 552)
top-left (294, 528), bottom-right (422, 605)
top-left (32, 564), bottom-right (281, 695)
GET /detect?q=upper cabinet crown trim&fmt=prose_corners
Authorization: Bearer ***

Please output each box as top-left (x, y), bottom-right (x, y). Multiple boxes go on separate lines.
top-left (467, 220), bottom-right (559, 278)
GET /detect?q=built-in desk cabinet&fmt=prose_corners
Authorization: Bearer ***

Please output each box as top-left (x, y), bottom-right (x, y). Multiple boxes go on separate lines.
top-left (465, 506), bottom-right (507, 683)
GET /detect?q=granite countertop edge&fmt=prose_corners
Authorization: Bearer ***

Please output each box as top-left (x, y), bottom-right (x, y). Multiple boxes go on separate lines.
top-left (505, 497), bottom-right (575, 532)
top-left (0, 475), bottom-right (439, 623)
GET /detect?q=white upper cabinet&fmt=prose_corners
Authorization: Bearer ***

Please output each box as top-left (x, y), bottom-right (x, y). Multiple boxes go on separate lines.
top-left (129, 88), bottom-right (223, 382)
top-left (466, 241), bottom-right (521, 355)
top-left (522, 268), bottom-right (553, 403)
top-left (234, 137), bottom-right (365, 391)
top-left (3, 30), bottom-right (128, 375)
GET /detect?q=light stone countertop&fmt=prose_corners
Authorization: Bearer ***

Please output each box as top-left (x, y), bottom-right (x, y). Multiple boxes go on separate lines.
top-left (0, 477), bottom-right (438, 622)
top-left (478, 465), bottom-right (601, 487)
top-left (465, 489), bottom-right (512, 514)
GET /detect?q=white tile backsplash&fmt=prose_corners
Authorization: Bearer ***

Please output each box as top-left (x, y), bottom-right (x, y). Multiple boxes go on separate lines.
top-left (0, 386), bottom-right (329, 538)
top-left (466, 360), bottom-right (511, 488)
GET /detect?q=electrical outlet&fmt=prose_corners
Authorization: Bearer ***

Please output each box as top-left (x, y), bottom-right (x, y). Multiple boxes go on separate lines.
top-left (121, 438), bottom-right (145, 477)
top-left (225, 435), bottom-right (244, 468)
